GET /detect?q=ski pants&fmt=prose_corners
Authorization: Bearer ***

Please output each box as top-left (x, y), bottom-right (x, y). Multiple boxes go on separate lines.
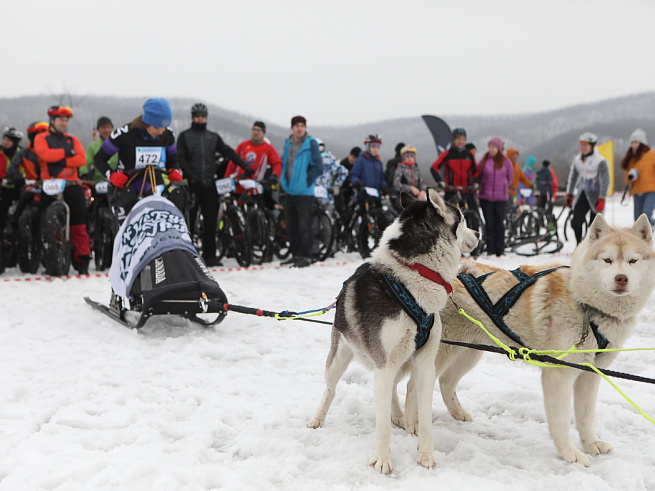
top-left (480, 199), bottom-right (508, 256)
top-left (284, 194), bottom-right (314, 259)
top-left (571, 192), bottom-right (596, 244)
top-left (189, 183), bottom-right (219, 261)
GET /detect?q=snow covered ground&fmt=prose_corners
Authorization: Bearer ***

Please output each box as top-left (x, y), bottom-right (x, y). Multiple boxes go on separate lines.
top-left (1, 197), bottom-right (654, 490)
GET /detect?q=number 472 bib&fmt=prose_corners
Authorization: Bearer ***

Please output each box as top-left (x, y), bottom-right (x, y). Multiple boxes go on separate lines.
top-left (135, 147), bottom-right (166, 169)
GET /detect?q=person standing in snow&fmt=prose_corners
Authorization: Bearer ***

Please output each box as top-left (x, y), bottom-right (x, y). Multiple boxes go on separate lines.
top-left (478, 137), bottom-right (513, 256)
top-left (565, 132), bottom-right (610, 244)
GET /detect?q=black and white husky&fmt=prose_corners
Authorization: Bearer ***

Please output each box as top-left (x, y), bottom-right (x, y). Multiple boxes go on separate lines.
top-left (307, 188), bottom-right (479, 474)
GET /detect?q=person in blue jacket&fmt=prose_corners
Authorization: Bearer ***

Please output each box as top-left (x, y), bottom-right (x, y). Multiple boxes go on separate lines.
top-left (280, 115), bottom-right (323, 268)
top-left (349, 134), bottom-right (388, 200)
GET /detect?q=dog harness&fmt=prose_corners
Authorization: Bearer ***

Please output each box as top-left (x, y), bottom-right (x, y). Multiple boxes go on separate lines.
top-left (382, 274), bottom-right (435, 351)
top-left (457, 266), bottom-right (569, 348)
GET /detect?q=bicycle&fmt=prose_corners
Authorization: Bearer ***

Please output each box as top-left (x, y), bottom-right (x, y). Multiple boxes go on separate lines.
top-left (214, 177), bottom-right (253, 267)
top-left (356, 187), bottom-right (396, 259)
top-left (511, 204), bottom-right (565, 256)
top-left (88, 180), bottom-right (117, 271)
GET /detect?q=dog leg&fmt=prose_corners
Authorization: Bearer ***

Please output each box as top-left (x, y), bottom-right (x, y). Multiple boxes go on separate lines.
top-left (412, 348), bottom-right (437, 469)
top-left (307, 337), bottom-right (353, 429)
top-left (542, 369), bottom-right (590, 467)
top-left (403, 375), bottom-right (418, 435)
top-left (369, 367), bottom-right (397, 474)
top-left (391, 375), bottom-right (406, 430)
top-left (574, 371), bottom-right (613, 456)
top-left (438, 347), bottom-right (482, 422)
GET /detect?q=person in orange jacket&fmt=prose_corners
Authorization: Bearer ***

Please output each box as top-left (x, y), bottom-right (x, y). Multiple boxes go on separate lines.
top-left (621, 128), bottom-right (655, 225)
top-left (33, 105), bottom-right (91, 274)
top-left (506, 148), bottom-right (533, 204)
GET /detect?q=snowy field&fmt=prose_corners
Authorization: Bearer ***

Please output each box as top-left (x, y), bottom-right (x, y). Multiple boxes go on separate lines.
top-left (1, 197), bottom-right (654, 490)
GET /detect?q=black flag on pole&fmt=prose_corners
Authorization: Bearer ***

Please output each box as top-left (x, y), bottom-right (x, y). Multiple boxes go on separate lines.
top-left (421, 115), bottom-right (451, 154)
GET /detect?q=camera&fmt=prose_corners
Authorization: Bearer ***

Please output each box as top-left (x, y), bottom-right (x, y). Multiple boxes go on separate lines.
top-left (628, 169), bottom-right (640, 181)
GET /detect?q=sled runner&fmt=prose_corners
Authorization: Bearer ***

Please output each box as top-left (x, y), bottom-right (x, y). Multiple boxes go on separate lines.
top-left (85, 193), bottom-right (227, 329)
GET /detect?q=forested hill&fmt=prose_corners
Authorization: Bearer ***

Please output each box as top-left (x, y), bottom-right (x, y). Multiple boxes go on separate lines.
top-left (2, 92), bottom-right (654, 188)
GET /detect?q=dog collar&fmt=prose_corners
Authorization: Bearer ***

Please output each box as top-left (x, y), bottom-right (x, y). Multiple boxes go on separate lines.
top-left (398, 259), bottom-right (453, 294)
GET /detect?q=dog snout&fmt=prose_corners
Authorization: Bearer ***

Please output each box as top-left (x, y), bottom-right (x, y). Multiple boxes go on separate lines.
top-left (615, 274), bottom-right (629, 288)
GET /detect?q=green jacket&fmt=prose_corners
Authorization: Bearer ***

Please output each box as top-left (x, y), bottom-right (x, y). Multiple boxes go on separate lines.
top-left (82, 139), bottom-right (118, 182)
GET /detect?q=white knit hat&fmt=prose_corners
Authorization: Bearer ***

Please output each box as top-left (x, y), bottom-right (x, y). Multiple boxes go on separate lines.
top-left (630, 128), bottom-right (648, 145)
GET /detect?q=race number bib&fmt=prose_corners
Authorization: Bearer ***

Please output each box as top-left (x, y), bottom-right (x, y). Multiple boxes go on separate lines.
top-left (239, 179), bottom-right (263, 194)
top-left (135, 147), bottom-right (166, 169)
top-left (95, 181), bottom-right (109, 194)
top-left (42, 178), bottom-right (66, 196)
top-left (313, 185), bottom-right (328, 199)
top-left (364, 187), bottom-right (380, 198)
top-left (215, 178), bottom-right (235, 195)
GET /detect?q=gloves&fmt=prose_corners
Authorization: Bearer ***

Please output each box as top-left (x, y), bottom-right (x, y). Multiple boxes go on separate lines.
top-left (266, 174), bottom-right (279, 186)
top-left (167, 169), bottom-right (183, 182)
top-left (381, 186), bottom-right (390, 196)
top-left (565, 194), bottom-right (573, 208)
top-left (438, 181), bottom-right (446, 189)
top-left (109, 171), bottom-right (129, 188)
top-left (472, 182), bottom-right (480, 191)
top-left (596, 198), bottom-right (605, 212)
top-left (241, 165), bottom-right (255, 178)
top-left (353, 181), bottom-right (363, 190)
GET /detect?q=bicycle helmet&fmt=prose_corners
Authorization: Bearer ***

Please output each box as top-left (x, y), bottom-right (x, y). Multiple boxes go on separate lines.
top-left (47, 105), bottom-right (73, 118)
top-left (191, 103), bottom-right (208, 117)
top-left (578, 132), bottom-right (597, 145)
top-left (2, 126), bottom-right (24, 142)
top-left (400, 145), bottom-right (417, 158)
top-left (27, 122), bottom-right (49, 134)
top-left (451, 127), bottom-right (467, 139)
top-left (364, 134), bottom-right (382, 145)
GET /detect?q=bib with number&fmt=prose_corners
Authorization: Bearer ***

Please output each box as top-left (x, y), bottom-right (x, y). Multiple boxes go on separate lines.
top-left (239, 179), bottom-right (264, 194)
top-left (135, 147), bottom-right (166, 169)
top-left (364, 187), bottom-right (380, 198)
top-left (42, 179), bottom-right (67, 196)
top-left (95, 181), bottom-right (109, 194)
top-left (215, 178), bottom-right (236, 195)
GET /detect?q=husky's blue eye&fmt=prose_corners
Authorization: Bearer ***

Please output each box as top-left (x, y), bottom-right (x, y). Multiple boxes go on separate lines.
top-left (603, 258), bottom-right (612, 264)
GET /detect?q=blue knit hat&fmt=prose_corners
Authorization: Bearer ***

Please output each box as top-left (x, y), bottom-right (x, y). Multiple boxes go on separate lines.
top-left (142, 98), bottom-right (172, 128)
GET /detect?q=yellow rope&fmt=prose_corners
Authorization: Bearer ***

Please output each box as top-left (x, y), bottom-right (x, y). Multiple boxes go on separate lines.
top-left (456, 307), bottom-right (655, 426)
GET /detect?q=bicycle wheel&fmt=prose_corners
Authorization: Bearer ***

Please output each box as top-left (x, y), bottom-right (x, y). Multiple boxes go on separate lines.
top-left (42, 203), bottom-right (71, 276)
top-left (512, 236), bottom-right (564, 256)
top-left (247, 207), bottom-right (269, 265)
top-left (273, 211), bottom-right (290, 260)
top-left (94, 207), bottom-right (115, 271)
top-left (226, 207), bottom-right (252, 267)
top-left (312, 209), bottom-right (335, 262)
top-left (17, 207), bottom-right (41, 274)
top-left (357, 208), bottom-right (386, 259)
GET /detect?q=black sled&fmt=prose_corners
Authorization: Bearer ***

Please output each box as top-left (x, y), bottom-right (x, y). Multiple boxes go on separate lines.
top-left (85, 185), bottom-right (228, 329)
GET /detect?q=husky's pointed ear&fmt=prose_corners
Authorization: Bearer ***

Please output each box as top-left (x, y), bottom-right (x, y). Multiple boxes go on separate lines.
top-left (587, 213), bottom-right (610, 241)
top-left (631, 214), bottom-right (653, 243)
top-left (427, 187), bottom-right (452, 222)
top-left (399, 191), bottom-right (416, 210)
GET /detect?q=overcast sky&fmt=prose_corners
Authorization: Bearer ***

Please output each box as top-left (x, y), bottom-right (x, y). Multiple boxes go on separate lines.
top-left (6, 0), bottom-right (655, 126)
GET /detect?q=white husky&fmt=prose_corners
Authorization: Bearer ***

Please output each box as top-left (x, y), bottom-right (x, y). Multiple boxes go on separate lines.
top-left (403, 213), bottom-right (655, 466)
top-left (307, 189), bottom-right (478, 474)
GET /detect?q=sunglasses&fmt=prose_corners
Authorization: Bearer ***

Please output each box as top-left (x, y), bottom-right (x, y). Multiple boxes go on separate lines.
top-left (47, 106), bottom-right (73, 118)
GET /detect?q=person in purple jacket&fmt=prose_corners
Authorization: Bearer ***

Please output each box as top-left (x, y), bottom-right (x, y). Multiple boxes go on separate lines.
top-left (478, 136), bottom-right (513, 256)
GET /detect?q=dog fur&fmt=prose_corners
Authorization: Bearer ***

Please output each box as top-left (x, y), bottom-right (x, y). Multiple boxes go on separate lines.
top-left (403, 213), bottom-right (655, 466)
top-left (307, 188), bottom-right (478, 474)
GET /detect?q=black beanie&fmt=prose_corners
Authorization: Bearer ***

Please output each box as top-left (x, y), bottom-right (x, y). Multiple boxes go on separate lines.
top-left (253, 121), bottom-right (266, 133)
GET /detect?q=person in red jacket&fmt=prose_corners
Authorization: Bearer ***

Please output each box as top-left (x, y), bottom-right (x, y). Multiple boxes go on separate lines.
top-left (33, 105), bottom-right (91, 274)
top-left (430, 127), bottom-right (478, 210)
top-left (226, 121), bottom-right (281, 182)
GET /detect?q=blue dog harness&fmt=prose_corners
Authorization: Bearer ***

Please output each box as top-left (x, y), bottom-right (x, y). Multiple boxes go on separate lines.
top-left (382, 274), bottom-right (435, 351)
top-left (457, 266), bottom-right (569, 348)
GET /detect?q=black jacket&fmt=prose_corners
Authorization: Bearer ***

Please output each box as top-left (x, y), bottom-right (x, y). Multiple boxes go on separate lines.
top-left (177, 125), bottom-right (247, 187)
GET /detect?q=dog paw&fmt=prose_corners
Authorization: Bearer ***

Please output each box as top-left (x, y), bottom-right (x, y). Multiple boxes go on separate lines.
top-left (391, 415), bottom-right (406, 430)
top-left (307, 418), bottom-right (323, 429)
top-left (369, 455), bottom-right (393, 474)
top-left (559, 447), bottom-right (591, 467)
top-left (584, 440), bottom-right (613, 456)
top-left (450, 408), bottom-right (473, 422)
top-left (417, 452), bottom-right (436, 469)
top-left (405, 422), bottom-right (418, 436)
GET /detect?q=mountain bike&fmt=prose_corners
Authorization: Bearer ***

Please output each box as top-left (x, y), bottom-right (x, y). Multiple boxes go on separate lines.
top-left (214, 178), bottom-right (252, 267)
